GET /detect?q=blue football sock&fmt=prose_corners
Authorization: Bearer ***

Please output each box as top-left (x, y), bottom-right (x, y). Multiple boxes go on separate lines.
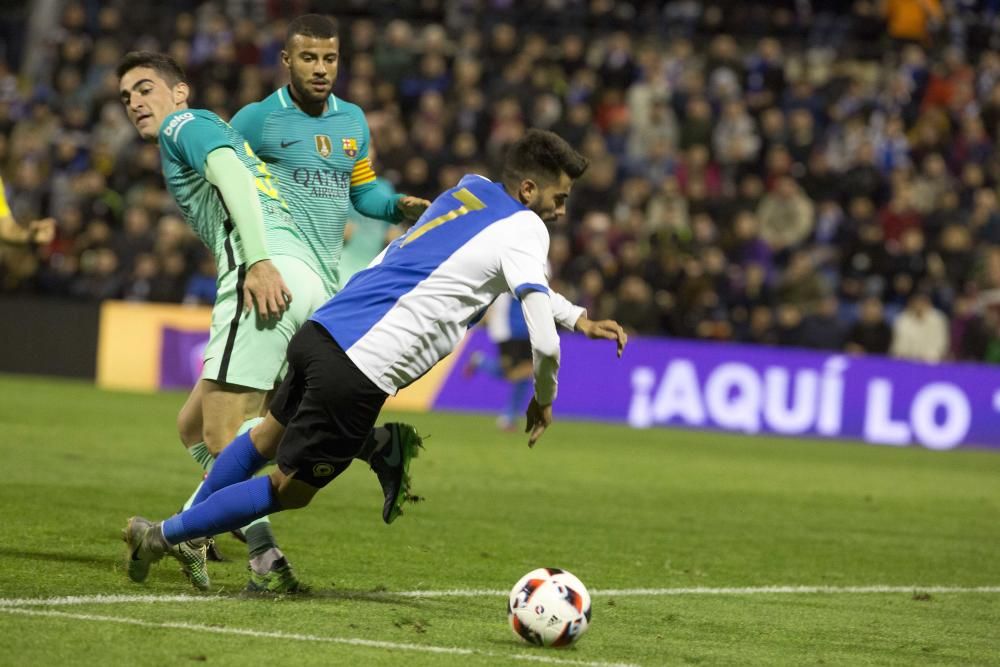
top-left (163, 476), bottom-right (280, 545)
top-left (480, 355), bottom-right (505, 379)
top-left (191, 431), bottom-right (269, 506)
top-left (505, 379), bottom-right (532, 421)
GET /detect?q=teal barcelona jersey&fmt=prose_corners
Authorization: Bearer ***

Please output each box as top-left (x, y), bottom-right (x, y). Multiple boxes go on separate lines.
top-left (231, 87), bottom-right (400, 295)
top-left (158, 108), bottom-right (312, 278)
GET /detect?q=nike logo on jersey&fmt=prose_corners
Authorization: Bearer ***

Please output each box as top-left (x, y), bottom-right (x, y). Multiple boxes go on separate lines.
top-left (281, 139), bottom-right (302, 148)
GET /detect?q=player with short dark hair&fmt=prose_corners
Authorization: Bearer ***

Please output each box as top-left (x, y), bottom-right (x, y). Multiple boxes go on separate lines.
top-left (122, 130), bottom-right (627, 584)
top-left (163, 13), bottom-right (427, 592)
top-left (117, 50), bottom-right (328, 591)
top-left (501, 128), bottom-right (591, 195)
top-left (230, 13), bottom-right (428, 298)
top-left (116, 51), bottom-right (186, 88)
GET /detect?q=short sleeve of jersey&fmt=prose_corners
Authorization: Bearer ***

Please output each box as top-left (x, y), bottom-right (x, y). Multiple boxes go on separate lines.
top-left (230, 103), bottom-right (267, 157)
top-left (349, 105), bottom-right (377, 188)
top-left (498, 211), bottom-right (551, 300)
top-left (0, 175), bottom-right (10, 218)
top-left (159, 110), bottom-right (232, 178)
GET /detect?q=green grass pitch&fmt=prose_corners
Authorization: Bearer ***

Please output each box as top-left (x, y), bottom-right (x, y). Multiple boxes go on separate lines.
top-left (1, 373), bottom-right (999, 665)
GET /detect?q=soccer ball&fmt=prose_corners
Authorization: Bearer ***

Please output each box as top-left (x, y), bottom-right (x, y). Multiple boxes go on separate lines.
top-left (508, 567), bottom-right (592, 647)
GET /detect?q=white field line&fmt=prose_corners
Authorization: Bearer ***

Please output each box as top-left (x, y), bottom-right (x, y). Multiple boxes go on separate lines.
top-left (0, 607), bottom-right (637, 667)
top-left (394, 585), bottom-right (1000, 598)
top-left (0, 593), bottom-right (215, 607)
top-left (2, 585), bottom-right (1000, 608)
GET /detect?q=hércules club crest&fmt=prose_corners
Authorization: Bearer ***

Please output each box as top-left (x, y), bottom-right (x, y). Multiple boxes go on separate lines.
top-left (314, 134), bottom-right (333, 158)
top-left (342, 137), bottom-right (359, 158)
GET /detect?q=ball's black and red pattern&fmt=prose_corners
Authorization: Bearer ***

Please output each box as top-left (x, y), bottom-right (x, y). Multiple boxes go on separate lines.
top-left (508, 568), bottom-right (592, 647)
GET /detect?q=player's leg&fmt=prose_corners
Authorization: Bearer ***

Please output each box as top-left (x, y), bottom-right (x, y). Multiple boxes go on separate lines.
top-left (227, 254), bottom-right (332, 590)
top-left (177, 380), bottom-right (210, 469)
top-left (498, 341), bottom-right (534, 430)
top-left (272, 320), bottom-right (391, 513)
top-left (359, 422), bottom-right (423, 524)
top-left (166, 381), bottom-right (264, 587)
top-left (306, 329), bottom-right (424, 525)
top-left (190, 412), bottom-right (285, 508)
top-left (178, 263), bottom-right (254, 479)
top-left (125, 331), bottom-right (308, 590)
top-left (177, 265), bottom-right (267, 508)
top-left (200, 381), bottom-right (265, 455)
top-left (196, 381), bottom-right (266, 544)
top-left (193, 263), bottom-right (300, 589)
top-left (124, 323), bottom-right (398, 589)
top-left (177, 380), bottom-right (263, 557)
top-left (463, 348), bottom-right (505, 379)
top-left (175, 366), bottom-right (305, 551)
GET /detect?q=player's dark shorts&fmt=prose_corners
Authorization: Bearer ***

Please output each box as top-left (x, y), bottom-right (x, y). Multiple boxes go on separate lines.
top-left (498, 339), bottom-right (532, 369)
top-left (271, 321), bottom-right (388, 488)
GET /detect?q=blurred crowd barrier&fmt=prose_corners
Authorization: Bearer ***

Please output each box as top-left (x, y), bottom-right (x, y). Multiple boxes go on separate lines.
top-left (1, 297), bottom-right (986, 450)
top-left (441, 328), bottom-right (1000, 450)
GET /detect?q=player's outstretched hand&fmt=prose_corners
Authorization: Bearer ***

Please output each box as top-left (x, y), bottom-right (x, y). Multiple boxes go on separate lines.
top-left (244, 259), bottom-right (293, 321)
top-left (525, 397), bottom-right (553, 448)
top-left (397, 196), bottom-right (431, 222)
top-left (575, 315), bottom-right (628, 358)
top-left (28, 218), bottom-right (56, 245)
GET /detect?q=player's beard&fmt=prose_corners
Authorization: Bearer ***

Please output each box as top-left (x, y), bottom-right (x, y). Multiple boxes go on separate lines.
top-left (292, 74), bottom-right (332, 104)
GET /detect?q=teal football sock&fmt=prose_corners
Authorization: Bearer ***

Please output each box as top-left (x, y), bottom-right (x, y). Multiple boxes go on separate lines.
top-left (187, 441), bottom-right (214, 472)
top-left (244, 516), bottom-right (279, 559)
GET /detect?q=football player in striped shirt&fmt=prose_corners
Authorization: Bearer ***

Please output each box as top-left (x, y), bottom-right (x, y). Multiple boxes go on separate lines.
top-left (230, 14), bottom-right (429, 299)
top-left (117, 50), bottom-right (324, 593)
top-left (213, 13), bottom-right (429, 591)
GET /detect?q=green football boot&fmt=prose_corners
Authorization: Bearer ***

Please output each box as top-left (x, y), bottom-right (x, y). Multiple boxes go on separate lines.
top-left (121, 516), bottom-right (210, 591)
top-left (245, 556), bottom-right (310, 594)
top-left (171, 538), bottom-right (210, 592)
top-left (369, 422), bottom-right (423, 524)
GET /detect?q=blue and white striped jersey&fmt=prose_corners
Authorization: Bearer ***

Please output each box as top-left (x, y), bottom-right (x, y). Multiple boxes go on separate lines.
top-left (310, 174), bottom-right (553, 394)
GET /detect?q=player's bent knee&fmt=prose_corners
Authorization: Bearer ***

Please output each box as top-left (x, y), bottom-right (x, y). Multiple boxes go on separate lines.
top-left (202, 419), bottom-right (242, 456)
top-left (274, 474), bottom-right (318, 510)
top-left (177, 410), bottom-right (203, 448)
top-left (277, 488), bottom-right (313, 510)
top-left (250, 413), bottom-right (285, 460)
top-left (201, 431), bottom-right (232, 457)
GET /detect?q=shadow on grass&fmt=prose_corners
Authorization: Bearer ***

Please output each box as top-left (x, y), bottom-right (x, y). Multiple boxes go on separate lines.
top-left (192, 588), bottom-right (480, 618)
top-left (0, 546), bottom-right (111, 570)
top-left (235, 587), bottom-right (464, 610)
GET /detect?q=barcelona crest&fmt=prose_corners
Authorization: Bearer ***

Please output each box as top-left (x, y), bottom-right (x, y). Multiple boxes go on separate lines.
top-left (342, 137), bottom-right (359, 158)
top-left (314, 134), bottom-right (332, 158)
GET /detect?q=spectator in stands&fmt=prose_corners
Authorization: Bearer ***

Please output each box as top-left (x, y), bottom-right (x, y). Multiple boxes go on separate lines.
top-left (846, 295), bottom-right (893, 355)
top-left (757, 177), bottom-right (815, 255)
top-left (949, 294), bottom-right (990, 361)
top-left (890, 290), bottom-right (950, 362)
top-left (775, 250), bottom-right (827, 311)
top-left (800, 295), bottom-right (846, 350)
top-left (182, 250), bottom-right (217, 306)
top-left (1, 0), bottom-right (999, 366)
top-left (713, 100), bottom-right (761, 174)
top-left (613, 275), bottom-right (660, 336)
top-left (884, 0), bottom-right (943, 47)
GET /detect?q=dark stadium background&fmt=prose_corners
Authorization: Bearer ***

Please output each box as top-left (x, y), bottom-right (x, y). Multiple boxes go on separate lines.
top-left (1, 0), bottom-right (999, 364)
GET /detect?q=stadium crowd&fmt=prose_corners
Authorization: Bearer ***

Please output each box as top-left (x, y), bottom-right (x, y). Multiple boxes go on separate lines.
top-left (2, 0), bottom-right (1000, 363)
